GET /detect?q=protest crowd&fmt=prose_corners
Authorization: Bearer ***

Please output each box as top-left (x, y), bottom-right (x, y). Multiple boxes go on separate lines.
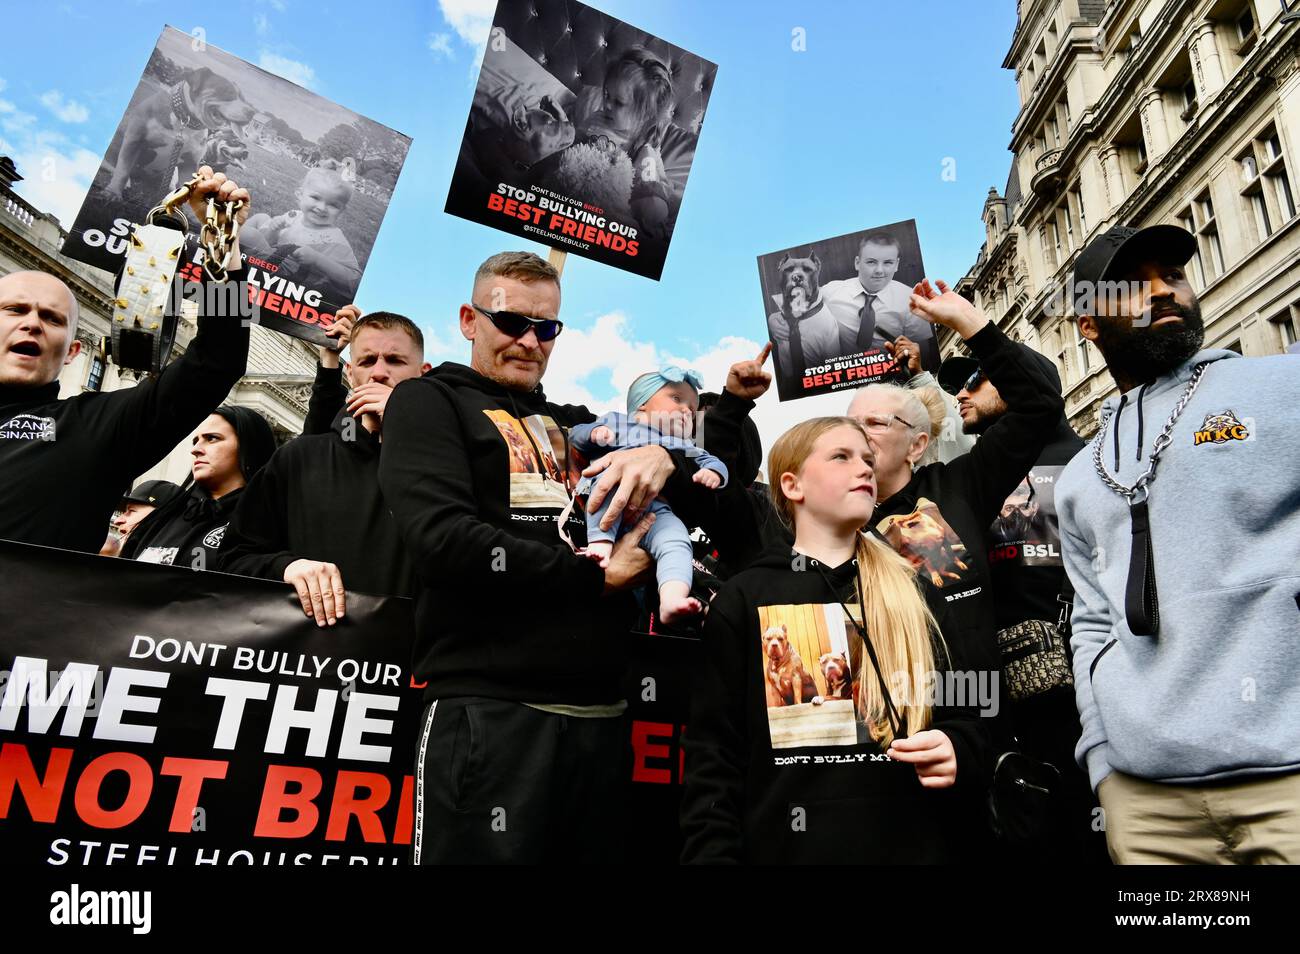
top-left (2, 0), bottom-right (1299, 874)
top-left (2, 158), bottom-right (1296, 866)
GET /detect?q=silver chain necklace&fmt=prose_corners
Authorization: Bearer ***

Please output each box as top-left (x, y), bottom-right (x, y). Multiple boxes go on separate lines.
top-left (1089, 361), bottom-right (1211, 638)
top-left (1090, 362), bottom-right (1210, 502)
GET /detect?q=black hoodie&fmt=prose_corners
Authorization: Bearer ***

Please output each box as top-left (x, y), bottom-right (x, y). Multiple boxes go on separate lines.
top-left (120, 483), bottom-right (245, 567)
top-left (121, 405), bottom-right (275, 567)
top-left (680, 542), bottom-right (995, 864)
top-left (0, 270), bottom-right (249, 554)
top-left (218, 407), bottom-right (415, 596)
top-left (379, 361), bottom-right (709, 706)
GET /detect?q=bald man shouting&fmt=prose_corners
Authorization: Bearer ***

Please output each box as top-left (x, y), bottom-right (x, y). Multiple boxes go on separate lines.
top-left (0, 167), bottom-right (252, 553)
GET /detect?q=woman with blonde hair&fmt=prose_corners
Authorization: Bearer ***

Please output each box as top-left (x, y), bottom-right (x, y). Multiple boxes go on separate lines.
top-left (681, 416), bottom-right (993, 864)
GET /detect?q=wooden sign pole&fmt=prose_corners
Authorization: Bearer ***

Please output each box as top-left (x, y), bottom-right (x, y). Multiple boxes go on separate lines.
top-left (547, 247), bottom-right (568, 276)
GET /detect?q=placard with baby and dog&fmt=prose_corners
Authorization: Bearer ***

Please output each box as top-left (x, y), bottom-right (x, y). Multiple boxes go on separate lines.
top-left (444, 0), bottom-right (717, 281)
top-left (60, 25), bottom-right (411, 348)
top-left (758, 219), bottom-right (940, 402)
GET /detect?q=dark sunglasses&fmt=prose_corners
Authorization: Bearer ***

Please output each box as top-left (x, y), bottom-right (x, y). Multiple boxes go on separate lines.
top-left (960, 369), bottom-right (986, 393)
top-left (473, 304), bottom-right (563, 342)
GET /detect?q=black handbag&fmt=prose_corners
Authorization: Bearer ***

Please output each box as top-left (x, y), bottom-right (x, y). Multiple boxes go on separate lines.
top-left (994, 577), bottom-right (1076, 701)
top-left (988, 750), bottom-right (1064, 846)
top-left (987, 576), bottom-right (1076, 847)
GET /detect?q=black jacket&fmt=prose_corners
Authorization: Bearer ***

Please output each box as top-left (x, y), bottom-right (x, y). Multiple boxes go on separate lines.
top-left (218, 409), bottom-right (415, 596)
top-left (0, 271), bottom-right (249, 553)
top-left (680, 543), bottom-right (995, 864)
top-left (302, 361), bottom-right (347, 436)
top-left (379, 361), bottom-right (708, 706)
top-left (119, 484), bottom-right (244, 568)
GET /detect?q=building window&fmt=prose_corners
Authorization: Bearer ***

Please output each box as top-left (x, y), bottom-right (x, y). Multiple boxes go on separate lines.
top-left (1135, 137), bottom-right (1148, 174)
top-left (1264, 129), bottom-right (1296, 220)
top-left (1074, 325), bottom-right (1092, 374)
top-left (1192, 189), bottom-right (1225, 281)
top-left (1181, 77), bottom-right (1198, 120)
top-left (85, 349), bottom-right (105, 392)
top-left (1070, 184), bottom-right (1086, 235)
top-left (1237, 124), bottom-right (1296, 245)
top-left (1235, 7), bottom-right (1257, 53)
top-left (1176, 208), bottom-right (1203, 287)
top-left (1273, 308), bottom-right (1299, 349)
top-left (1239, 147), bottom-right (1272, 241)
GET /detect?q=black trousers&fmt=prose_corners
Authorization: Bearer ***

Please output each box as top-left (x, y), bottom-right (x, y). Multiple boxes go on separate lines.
top-left (412, 696), bottom-right (628, 864)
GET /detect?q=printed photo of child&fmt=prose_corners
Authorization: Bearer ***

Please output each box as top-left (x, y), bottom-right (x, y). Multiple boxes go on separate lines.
top-left (240, 161), bottom-right (362, 306)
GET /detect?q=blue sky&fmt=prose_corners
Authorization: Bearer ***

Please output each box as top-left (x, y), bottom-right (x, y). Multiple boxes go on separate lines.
top-left (2, 0), bottom-right (1021, 452)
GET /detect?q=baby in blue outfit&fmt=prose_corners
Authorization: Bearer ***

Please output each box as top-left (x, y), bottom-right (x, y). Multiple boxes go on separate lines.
top-left (570, 366), bottom-right (728, 622)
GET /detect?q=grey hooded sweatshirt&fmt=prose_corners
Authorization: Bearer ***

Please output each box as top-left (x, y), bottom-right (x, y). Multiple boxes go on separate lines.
top-left (1056, 348), bottom-right (1300, 791)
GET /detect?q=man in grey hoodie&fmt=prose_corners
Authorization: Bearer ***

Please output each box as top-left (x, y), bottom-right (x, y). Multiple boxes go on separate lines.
top-left (1057, 223), bottom-right (1300, 864)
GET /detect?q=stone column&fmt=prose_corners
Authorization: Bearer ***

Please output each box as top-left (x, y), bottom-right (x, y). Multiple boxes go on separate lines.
top-left (1099, 145), bottom-right (1124, 210)
top-left (1140, 87), bottom-right (1170, 160)
top-left (1192, 21), bottom-right (1226, 99)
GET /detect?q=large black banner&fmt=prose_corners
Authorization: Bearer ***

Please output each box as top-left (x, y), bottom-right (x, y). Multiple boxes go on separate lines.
top-left (0, 542), bottom-right (702, 866)
top-left (0, 542), bottom-right (420, 865)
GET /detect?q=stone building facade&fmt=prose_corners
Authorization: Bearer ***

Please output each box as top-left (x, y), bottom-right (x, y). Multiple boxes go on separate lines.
top-left (952, 0), bottom-right (1300, 436)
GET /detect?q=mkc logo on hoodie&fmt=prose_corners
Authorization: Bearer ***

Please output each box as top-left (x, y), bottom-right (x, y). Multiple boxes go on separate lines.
top-left (0, 412), bottom-right (56, 442)
top-left (1193, 410), bottom-right (1250, 446)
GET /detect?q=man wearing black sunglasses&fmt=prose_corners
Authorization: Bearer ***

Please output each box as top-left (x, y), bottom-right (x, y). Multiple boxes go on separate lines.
top-left (380, 251), bottom-right (711, 864)
top-left (937, 343), bottom-right (1097, 862)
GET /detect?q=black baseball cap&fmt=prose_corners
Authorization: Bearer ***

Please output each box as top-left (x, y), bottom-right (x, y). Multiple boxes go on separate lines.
top-left (1071, 224), bottom-right (1196, 316)
top-left (122, 479), bottom-right (182, 508)
top-left (938, 343), bottom-right (1062, 396)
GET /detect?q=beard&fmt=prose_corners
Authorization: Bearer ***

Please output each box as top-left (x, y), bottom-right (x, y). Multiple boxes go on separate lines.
top-left (1092, 297), bottom-right (1205, 385)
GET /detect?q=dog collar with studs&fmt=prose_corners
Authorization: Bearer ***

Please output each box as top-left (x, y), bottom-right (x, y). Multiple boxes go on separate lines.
top-left (171, 83), bottom-right (204, 130)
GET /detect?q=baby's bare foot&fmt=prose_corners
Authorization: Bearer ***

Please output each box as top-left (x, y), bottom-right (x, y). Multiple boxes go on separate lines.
top-left (659, 593), bottom-right (703, 624)
top-left (582, 541), bottom-right (613, 568)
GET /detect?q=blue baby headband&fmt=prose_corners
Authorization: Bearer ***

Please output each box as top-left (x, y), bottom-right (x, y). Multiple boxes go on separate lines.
top-left (626, 366), bottom-right (704, 414)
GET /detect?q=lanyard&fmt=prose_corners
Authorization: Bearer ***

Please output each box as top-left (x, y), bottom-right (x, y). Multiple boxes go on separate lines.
top-left (813, 559), bottom-right (907, 740)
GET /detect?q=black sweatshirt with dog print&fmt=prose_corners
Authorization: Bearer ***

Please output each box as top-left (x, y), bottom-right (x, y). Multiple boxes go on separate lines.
top-left (681, 543), bottom-right (996, 864)
top-left (379, 362), bottom-right (707, 706)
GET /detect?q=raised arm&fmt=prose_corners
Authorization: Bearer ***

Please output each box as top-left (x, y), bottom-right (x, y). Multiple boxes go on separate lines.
top-left (909, 279), bottom-right (1064, 525)
top-left (106, 168), bottom-right (252, 469)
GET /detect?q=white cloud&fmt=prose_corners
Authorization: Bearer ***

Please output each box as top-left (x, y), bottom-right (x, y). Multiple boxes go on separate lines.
top-left (1, 108), bottom-right (38, 134)
top-left (254, 13), bottom-right (270, 36)
top-left (267, 0), bottom-right (287, 10)
top-left (38, 90), bottom-right (89, 124)
top-left (3, 138), bottom-right (104, 229)
top-left (439, 0), bottom-right (495, 46)
top-left (258, 52), bottom-right (317, 91)
top-left (427, 32), bottom-right (455, 60)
